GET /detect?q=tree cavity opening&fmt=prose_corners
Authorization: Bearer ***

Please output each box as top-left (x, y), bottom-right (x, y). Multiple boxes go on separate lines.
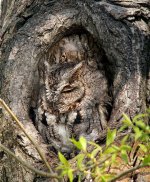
top-left (30, 31), bottom-right (113, 156)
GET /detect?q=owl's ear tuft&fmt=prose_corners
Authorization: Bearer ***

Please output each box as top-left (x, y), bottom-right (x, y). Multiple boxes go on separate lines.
top-left (68, 61), bottom-right (83, 80)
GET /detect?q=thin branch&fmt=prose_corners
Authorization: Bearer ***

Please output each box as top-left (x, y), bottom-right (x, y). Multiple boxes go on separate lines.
top-left (0, 143), bottom-right (59, 179)
top-left (109, 164), bottom-right (148, 182)
top-left (0, 98), bottom-right (52, 173)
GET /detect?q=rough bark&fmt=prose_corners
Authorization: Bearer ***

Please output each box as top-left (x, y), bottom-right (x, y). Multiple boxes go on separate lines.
top-left (0, 0), bottom-right (149, 181)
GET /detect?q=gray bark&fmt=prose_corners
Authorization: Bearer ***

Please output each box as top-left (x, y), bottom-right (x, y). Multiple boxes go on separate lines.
top-left (0, 0), bottom-right (149, 181)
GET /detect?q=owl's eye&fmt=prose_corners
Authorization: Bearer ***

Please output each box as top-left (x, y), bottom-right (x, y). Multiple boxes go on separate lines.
top-left (62, 85), bottom-right (77, 93)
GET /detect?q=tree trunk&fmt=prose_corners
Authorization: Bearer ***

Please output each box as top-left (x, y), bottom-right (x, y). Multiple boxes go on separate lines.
top-left (0, 0), bottom-right (149, 181)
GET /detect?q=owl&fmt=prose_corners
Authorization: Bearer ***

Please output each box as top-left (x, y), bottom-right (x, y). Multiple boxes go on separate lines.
top-left (35, 34), bottom-right (109, 156)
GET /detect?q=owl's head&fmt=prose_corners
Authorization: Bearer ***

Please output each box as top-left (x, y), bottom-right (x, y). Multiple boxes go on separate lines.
top-left (44, 61), bottom-right (84, 112)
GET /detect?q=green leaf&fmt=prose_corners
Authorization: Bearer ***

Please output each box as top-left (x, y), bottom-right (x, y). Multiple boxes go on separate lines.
top-left (79, 136), bottom-right (87, 151)
top-left (121, 135), bottom-right (129, 145)
top-left (145, 125), bottom-right (150, 133)
top-left (76, 153), bottom-right (84, 169)
top-left (91, 148), bottom-right (101, 158)
top-left (121, 150), bottom-right (128, 163)
top-left (118, 125), bottom-right (128, 132)
top-left (122, 113), bottom-right (133, 126)
top-left (133, 126), bottom-right (142, 140)
top-left (143, 155), bottom-right (150, 165)
top-left (101, 175), bottom-right (107, 182)
top-left (112, 145), bottom-right (120, 151)
top-left (68, 169), bottom-right (73, 182)
top-left (58, 152), bottom-right (69, 167)
top-left (104, 146), bottom-right (118, 154)
top-left (70, 138), bottom-right (82, 150)
top-left (56, 164), bottom-right (65, 171)
top-left (111, 153), bottom-right (117, 163)
top-left (133, 114), bottom-right (148, 123)
top-left (135, 120), bottom-right (146, 130)
top-left (139, 144), bottom-right (147, 153)
top-left (120, 145), bottom-right (131, 151)
top-left (104, 160), bottom-right (110, 167)
top-left (106, 129), bottom-right (116, 147)
top-left (140, 133), bottom-right (149, 142)
top-left (61, 169), bottom-right (69, 176)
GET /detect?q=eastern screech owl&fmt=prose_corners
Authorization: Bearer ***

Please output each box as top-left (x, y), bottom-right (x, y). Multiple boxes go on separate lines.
top-left (36, 34), bottom-right (109, 155)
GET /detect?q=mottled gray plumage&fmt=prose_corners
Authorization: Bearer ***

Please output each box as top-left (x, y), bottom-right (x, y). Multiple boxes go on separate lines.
top-left (36, 35), bottom-right (109, 155)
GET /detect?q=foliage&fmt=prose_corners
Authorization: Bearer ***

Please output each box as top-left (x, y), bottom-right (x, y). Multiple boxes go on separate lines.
top-left (0, 99), bottom-right (150, 182)
top-left (58, 111), bottom-right (150, 182)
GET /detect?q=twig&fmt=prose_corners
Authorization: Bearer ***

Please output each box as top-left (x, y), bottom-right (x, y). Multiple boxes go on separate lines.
top-left (109, 164), bottom-right (148, 182)
top-left (0, 143), bottom-right (59, 179)
top-left (0, 99), bottom-right (52, 173)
